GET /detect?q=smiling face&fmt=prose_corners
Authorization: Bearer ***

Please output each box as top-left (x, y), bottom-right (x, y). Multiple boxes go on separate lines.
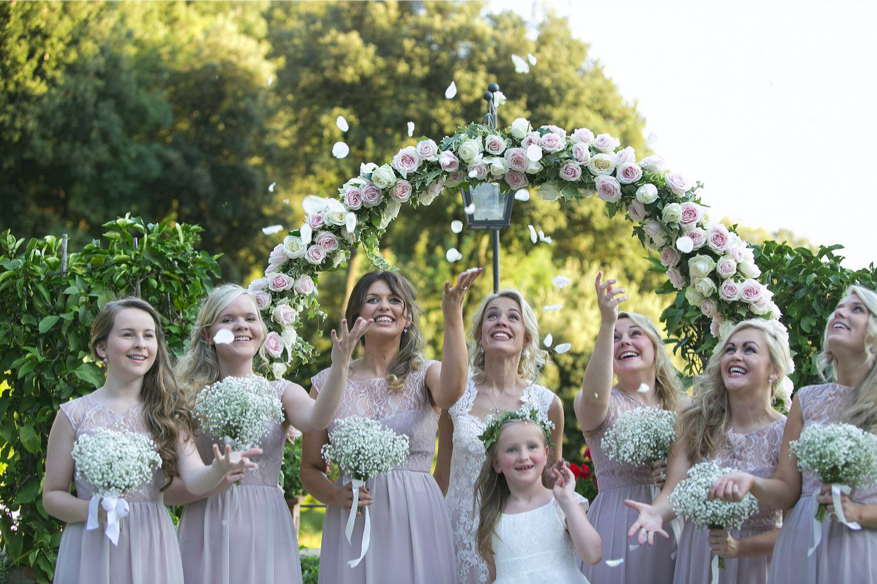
top-left (826, 293), bottom-right (870, 358)
top-left (491, 421), bottom-right (549, 488)
top-left (357, 279), bottom-right (411, 340)
top-left (720, 328), bottom-right (775, 394)
top-left (207, 293), bottom-right (264, 363)
top-left (96, 308), bottom-right (158, 381)
top-left (613, 318), bottom-right (656, 374)
top-left (480, 297), bottom-right (529, 358)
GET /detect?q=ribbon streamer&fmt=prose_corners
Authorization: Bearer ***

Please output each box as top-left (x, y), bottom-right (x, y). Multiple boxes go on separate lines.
top-left (808, 488), bottom-right (822, 556)
top-left (710, 554), bottom-right (719, 584)
top-left (343, 478), bottom-right (371, 568)
top-left (86, 495), bottom-right (129, 546)
top-left (831, 483), bottom-right (861, 530)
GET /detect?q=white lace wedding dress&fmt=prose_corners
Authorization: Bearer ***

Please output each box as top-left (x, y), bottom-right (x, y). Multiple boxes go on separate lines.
top-left (445, 376), bottom-right (557, 584)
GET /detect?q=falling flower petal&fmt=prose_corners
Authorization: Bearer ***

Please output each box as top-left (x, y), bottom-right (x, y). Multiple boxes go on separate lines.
top-left (268, 181), bottom-right (276, 192)
top-left (336, 116), bottom-right (349, 132)
top-left (543, 304), bottom-right (562, 312)
top-left (300, 224), bottom-right (313, 245)
top-left (637, 383), bottom-right (650, 393)
top-left (464, 203), bottom-right (475, 215)
top-left (407, 121), bottom-right (415, 137)
top-left (261, 225), bottom-right (283, 235)
top-left (267, 76), bottom-right (274, 86)
top-left (302, 196), bottom-right (328, 215)
top-left (445, 81), bottom-right (457, 99)
top-left (527, 53), bottom-right (537, 66)
top-left (542, 236), bottom-right (552, 244)
top-left (332, 141), bottom-right (349, 158)
top-left (346, 212), bottom-right (357, 233)
top-left (543, 333), bottom-right (553, 347)
top-left (555, 343), bottom-right (571, 354)
top-left (528, 225), bottom-right (537, 244)
top-left (511, 54), bottom-right (530, 74)
top-left (526, 144), bottom-right (542, 161)
top-left (552, 275), bottom-right (571, 289)
top-left (514, 189), bottom-right (530, 201)
top-left (446, 248), bottom-right (463, 262)
top-left (213, 329), bottom-right (234, 345)
top-left (283, 199), bottom-right (289, 204)
top-left (606, 559), bottom-right (624, 568)
top-left (647, 131), bottom-right (658, 145)
top-left (538, 229), bottom-right (545, 240)
top-left (451, 220), bottom-right (463, 233)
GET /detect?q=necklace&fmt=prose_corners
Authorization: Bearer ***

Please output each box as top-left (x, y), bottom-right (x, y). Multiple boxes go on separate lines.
top-left (480, 378), bottom-right (535, 415)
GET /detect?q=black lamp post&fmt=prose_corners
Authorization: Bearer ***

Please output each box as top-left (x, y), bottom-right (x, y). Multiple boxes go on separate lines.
top-left (461, 82), bottom-right (515, 293)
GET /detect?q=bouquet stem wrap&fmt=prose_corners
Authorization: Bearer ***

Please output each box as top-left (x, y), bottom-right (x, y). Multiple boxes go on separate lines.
top-left (808, 483), bottom-right (862, 557)
top-left (343, 478), bottom-right (371, 568)
top-left (86, 495), bottom-right (130, 545)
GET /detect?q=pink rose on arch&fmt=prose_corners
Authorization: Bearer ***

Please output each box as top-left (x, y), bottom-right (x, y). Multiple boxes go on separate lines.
top-left (687, 227), bottom-right (707, 250)
top-left (416, 139), bottom-right (439, 162)
top-left (559, 162), bottom-right (583, 182)
top-left (445, 171), bottom-right (465, 188)
top-left (571, 142), bottom-right (591, 165)
top-left (679, 202), bottom-right (703, 229)
top-left (750, 296), bottom-right (772, 316)
top-left (700, 298), bottom-right (718, 318)
top-left (710, 314), bottom-right (724, 337)
top-left (263, 332), bottom-right (285, 359)
top-left (643, 220), bottom-right (665, 239)
top-left (716, 257), bottom-right (737, 279)
top-left (307, 213), bottom-right (325, 231)
top-left (439, 150), bottom-right (460, 172)
top-left (740, 279), bottom-right (764, 303)
top-left (391, 146), bottom-right (422, 179)
top-left (521, 132), bottom-right (542, 150)
top-left (719, 280), bottom-right (742, 302)
top-left (504, 148), bottom-right (530, 172)
top-left (249, 277), bottom-right (269, 293)
top-left (268, 245), bottom-right (287, 268)
top-left (540, 132), bottom-right (564, 153)
top-left (294, 275), bottom-right (315, 295)
top-left (268, 273), bottom-right (294, 292)
top-left (254, 291), bottom-right (271, 311)
top-left (628, 200), bottom-right (647, 222)
top-left (595, 175), bottom-right (622, 202)
top-left (665, 172), bottom-right (692, 196)
top-left (272, 304), bottom-right (297, 326)
top-left (504, 171), bottom-right (528, 190)
top-left (485, 135), bottom-right (508, 155)
top-left (616, 161), bottom-right (643, 185)
top-left (593, 133), bottom-right (620, 153)
top-left (612, 147), bottom-right (636, 167)
top-left (729, 244), bottom-right (747, 264)
top-left (427, 175), bottom-right (445, 197)
top-left (343, 188), bottom-right (363, 210)
top-left (304, 245), bottom-right (326, 265)
top-left (541, 125), bottom-right (567, 138)
top-left (362, 183), bottom-right (383, 208)
top-left (468, 162), bottom-right (489, 181)
top-left (315, 231), bottom-right (339, 252)
top-left (391, 179), bottom-right (413, 202)
top-left (571, 127), bottom-right (594, 144)
top-left (660, 246), bottom-right (681, 267)
top-left (707, 224), bottom-right (731, 252)
top-left (667, 267), bottom-right (685, 290)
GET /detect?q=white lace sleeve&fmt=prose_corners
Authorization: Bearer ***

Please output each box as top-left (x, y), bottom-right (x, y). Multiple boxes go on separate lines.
top-left (552, 493), bottom-right (589, 529)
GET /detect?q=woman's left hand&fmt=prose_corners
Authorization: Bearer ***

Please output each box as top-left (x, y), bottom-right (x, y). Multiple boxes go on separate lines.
top-left (552, 460), bottom-right (576, 502)
top-left (441, 268), bottom-right (482, 315)
top-left (651, 459), bottom-right (667, 489)
top-left (707, 529), bottom-right (739, 559)
top-left (818, 485), bottom-right (861, 524)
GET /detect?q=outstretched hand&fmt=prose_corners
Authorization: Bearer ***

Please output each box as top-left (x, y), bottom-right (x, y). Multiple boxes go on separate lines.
top-left (594, 271), bottom-right (627, 325)
top-left (330, 317), bottom-right (373, 366)
top-left (552, 460), bottom-right (576, 503)
top-left (441, 268), bottom-right (483, 315)
top-left (707, 472), bottom-right (755, 502)
top-left (625, 499), bottom-right (669, 546)
top-left (210, 444), bottom-right (261, 479)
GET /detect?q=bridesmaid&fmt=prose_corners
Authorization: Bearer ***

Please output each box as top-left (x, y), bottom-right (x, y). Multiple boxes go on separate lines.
top-left (573, 272), bottom-right (682, 583)
top-left (43, 298), bottom-right (257, 584)
top-left (709, 286), bottom-right (877, 584)
top-left (300, 268), bottom-right (480, 584)
top-left (627, 318), bottom-right (791, 584)
top-left (433, 289), bottom-right (564, 584)
top-left (166, 284), bottom-right (370, 584)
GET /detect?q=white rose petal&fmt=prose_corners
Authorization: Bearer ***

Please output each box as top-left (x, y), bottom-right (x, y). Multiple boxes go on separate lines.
top-left (552, 275), bottom-right (570, 289)
top-left (213, 329), bottom-right (234, 345)
top-left (514, 189), bottom-right (530, 201)
top-left (543, 333), bottom-right (553, 348)
top-left (511, 54), bottom-right (530, 74)
top-left (345, 212), bottom-right (357, 233)
top-left (268, 181), bottom-right (276, 192)
top-left (555, 343), bottom-right (571, 354)
top-left (527, 53), bottom-right (537, 66)
top-left (336, 116), bottom-right (349, 132)
top-left (300, 224), bottom-right (313, 245)
top-left (446, 248), bottom-right (463, 262)
top-left (451, 220), bottom-right (463, 233)
top-left (543, 304), bottom-right (562, 312)
top-left (526, 144), bottom-right (542, 161)
top-left (267, 76), bottom-right (274, 86)
top-left (676, 236), bottom-right (694, 254)
top-left (262, 225), bottom-right (283, 235)
top-left (332, 141), bottom-right (349, 158)
top-left (302, 196), bottom-right (328, 215)
top-left (445, 81), bottom-right (457, 99)
top-left (407, 121), bottom-right (414, 137)
top-left (528, 224), bottom-right (537, 244)
top-left (464, 203), bottom-right (475, 215)
top-left (637, 383), bottom-right (650, 393)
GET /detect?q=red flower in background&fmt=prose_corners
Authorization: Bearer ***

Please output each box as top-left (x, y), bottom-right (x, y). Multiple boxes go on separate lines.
top-left (570, 463), bottom-right (592, 480)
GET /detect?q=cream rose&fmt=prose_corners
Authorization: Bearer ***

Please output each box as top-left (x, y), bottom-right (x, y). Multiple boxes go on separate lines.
top-left (457, 138), bottom-right (483, 164)
top-left (282, 235), bottom-right (307, 259)
top-left (694, 277), bottom-right (717, 298)
top-left (685, 286), bottom-right (705, 306)
top-left (662, 203), bottom-right (683, 224)
top-left (738, 261), bottom-right (761, 279)
top-left (688, 254), bottom-right (717, 278)
top-left (488, 157), bottom-right (509, 176)
top-left (510, 118), bottom-right (531, 140)
top-left (371, 164), bottom-right (397, 190)
top-left (636, 184), bottom-right (658, 204)
top-left (588, 153), bottom-right (615, 176)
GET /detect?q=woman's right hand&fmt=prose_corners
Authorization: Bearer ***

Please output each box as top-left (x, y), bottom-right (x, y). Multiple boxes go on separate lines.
top-left (625, 499), bottom-right (669, 546)
top-left (651, 459), bottom-right (667, 489)
top-left (595, 272), bottom-right (627, 325)
top-left (707, 472), bottom-right (756, 502)
top-left (333, 483), bottom-right (373, 514)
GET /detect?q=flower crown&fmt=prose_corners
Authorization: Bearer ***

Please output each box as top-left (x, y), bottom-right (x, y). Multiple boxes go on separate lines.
top-left (478, 406), bottom-right (555, 451)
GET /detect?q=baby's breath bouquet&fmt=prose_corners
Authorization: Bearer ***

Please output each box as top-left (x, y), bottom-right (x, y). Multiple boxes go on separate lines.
top-left (670, 461), bottom-right (759, 569)
top-left (791, 422), bottom-right (877, 523)
top-left (321, 416), bottom-right (409, 568)
top-left (193, 375), bottom-right (284, 450)
top-left (602, 407), bottom-right (676, 467)
top-left (70, 428), bottom-right (161, 544)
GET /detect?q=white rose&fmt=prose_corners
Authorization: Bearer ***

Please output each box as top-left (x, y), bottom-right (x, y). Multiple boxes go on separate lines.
top-left (458, 137), bottom-right (483, 164)
top-left (571, 127), bottom-right (594, 144)
top-left (281, 235), bottom-right (307, 259)
top-left (272, 362), bottom-right (288, 379)
top-left (371, 164), bottom-right (397, 189)
top-left (636, 183), bottom-right (658, 204)
top-left (525, 158), bottom-right (543, 174)
top-left (587, 153), bottom-right (615, 176)
top-left (638, 155), bottom-right (666, 172)
top-left (510, 118), bottom-right (531, 140)
top-left (665, 172), bottom-right (692, 196)
top-left (323, 199), bottom-right (347, 226)
top-left (593, 133), bottom-right (620, 153)
top-left (685, 286), bottom-right (705, 306)
top-left (738, 260), bottom-right (761, 279)
top-left (688, 254), bottom-right (717, 278)
top-left (272, 304), bottom-right (298, 326)
top-left (488, 156), bottom-right (509, 176)
top-left (716, 257), bottom-right (737, 279)
top-left (694, 277), bottom-right (717, 298)
top-left (662, 203), bottom-right (683, 223)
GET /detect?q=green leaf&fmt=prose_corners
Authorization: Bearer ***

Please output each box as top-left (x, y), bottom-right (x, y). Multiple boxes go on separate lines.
top-left (38, 315), bottom-right (60, 334)
top-left (74, 363), bottom-right (105, 389)
top-left (13, 479), bottom-right (42, 506)
top-left (19, 424), bottom-right (41, 454)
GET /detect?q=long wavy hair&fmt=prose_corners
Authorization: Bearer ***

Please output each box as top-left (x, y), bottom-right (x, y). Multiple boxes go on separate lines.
top-left (474, 419), bottom-right (549, 564)
top-left (617, 312), bottom-right (682, 412)
top-left (468, 289), bottom-right (549, 383)
top-left (345, 271), bottom-right (425, 393)
top-left (818, 286), bottom-right (877, 431)
top-left (679, 318), bottom-right (792, 463)
top-left (90, 298), bottom-right (192, 489)
top-left (175, 284), bottom-right (269, 401)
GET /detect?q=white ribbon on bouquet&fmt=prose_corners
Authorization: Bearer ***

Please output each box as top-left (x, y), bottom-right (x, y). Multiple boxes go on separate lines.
top-left (809, 484), bottom-right (861, 556)
top-left (343, 477), bottom-right (371, 568)
top-left (86, 494), bottom-right (130, 546)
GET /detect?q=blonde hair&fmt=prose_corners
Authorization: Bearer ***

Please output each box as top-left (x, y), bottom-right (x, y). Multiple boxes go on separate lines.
top-left (468, 290), bottom-right (549, 382)
top-left (175, 284), bottom-right (268, 400)
top-left (90, 298), bottom-right (193, 489)
top-left (680, 318), bottom-right (792, 463)
top-left (818, 286), bottom-right (877, 431)
top-left (617, 312), bottom-right (681, 412)
top-left (474, 419), bottom-right (549, 564)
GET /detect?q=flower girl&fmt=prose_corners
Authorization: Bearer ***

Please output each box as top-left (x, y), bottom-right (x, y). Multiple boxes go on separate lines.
top-left (474, 408), bottom-right (601, 583)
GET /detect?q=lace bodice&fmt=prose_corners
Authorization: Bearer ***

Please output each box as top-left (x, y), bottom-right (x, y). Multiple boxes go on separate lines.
top-left (60, 395), bottom-right (165, 502)
top-left (493, 495), bottom-right (589, 580)
top-left (797, 383), bottom-right (877, 503)
top-left (445, 376), bottom-right (558, 584)
top-left (311, 360), bottom-right (439, 472)
top-left (709, 416), bottom-right (786, 531)
top-left (586, 389), bottom-right (665, 491)
top-left (192, 378), bottom-right (289, 487)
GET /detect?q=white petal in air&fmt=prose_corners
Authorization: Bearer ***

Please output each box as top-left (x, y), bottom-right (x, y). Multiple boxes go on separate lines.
top-left (526, 144), bottom-right (542, 161)
top-left (511, 54), bottom-right (530, 74)
top-left (268, 181), bottom-right (276, 192)
top-left (605, 559), bottom-right (624, 568)
top-left (302, 196), bottom-right (328, 215)
top-left (451, 220), bottom-right (463, 233)
top-left (332, 141), bottom-right (349, 158)
top-left (446, 248), bottom-right (463, 262)
top-left (445, 81), bottom-right (457, 99)
top-left (555, 343), bottom-right (571, 354)
top-left (514, 189), bottom-right (530, 201)
top-left (345, 212), bottom-right (357, 233)
top-left (464, 203), bottom-right (475, 215)
top-left (552, 275), bottom-right (571, 289)
top-left (543, 333), bottom-right (553, 348)
top-left (647, 131), bottom-right (658, 145)
top-left (543, 304), bottom-right (562, 312)
top-left (336, 116), bottom-right (349, 132)
top-left (527, 53), bottom-right (537, 66)
top-left (283, 199), bottom-right (289, 204)
top-left (267, 76), bottom-right (274, 86)
top-left (407, 121), bottom-right (415, 137)
top-left (637, 383), bottom-right (650, 393)
top-left (213, 329), bottom-right (235, 345)
top-left (300, 224), bottom-right (313, 245)
top-left (261, 225), bottom-right (283, 235)
top-left (528, 225), bottom-right (537, 244)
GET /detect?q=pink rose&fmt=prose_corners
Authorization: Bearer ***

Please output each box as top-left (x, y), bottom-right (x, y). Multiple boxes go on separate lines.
top-left (628, 200), bottom-right (647, 222)
top-left (616, 161), bottom-right (643, 185)
top-left (593, 133), bottom-right (620, 153)
top-left (660, 246), bottom-right (681, 267)
top-left (391, 179), bottom-right (413, 202)
top-left (315, 231), bottom-right (339, 252)
top-left (268, 273), bottom-right (293, 292)
top-left (595, 175), bottom-right (622, 202)
top-left (687, 227), bottom-right (707, 250)
top-left (504, 148), bottom-right (530, 172)
top-left (468, 162), bottom-right (489, 181)
top-left (639, 155), bottom-right (666, 173)
top-left (750, 296), bottom-right (772, 315)
top-left (679, 202), bottom-right (702, 229)
top-left (707, 224), bottom-right (731, 252)
top-left (391, 146), bottom-right (421, 179)
top-left (667, 267), bottom-right (685, 290)
top-left (427, 175), bottom-right (445, 197)
top-left (504, 171), bottom-right (528, 190)
top-left (571, 128), bottom-right (594, 144)
top-left (540, 132), bottom-right (564, 153)
top-left (306, 213), bottom-right (324, 230)
top-left (294, 275), bottom-right (315, 295)
top-left (248, 277), bottom-right (268, 293)
top-left (521, 132), bottom-right (542, 150)
top-left (263, 332), bottom-right (285, 359)
top-left (612, 147), bottom-right (636, 166)
top-left (571, 142), bottom-right (590, 165)
top-left (700, 299), bottom-right (718, 318)
top-left (272, 304), bottom-right (297, 326)
top-left (716, 257), bottom-right (737, 279)
top-left (362, 183), bottom-right (383, 207)
top-left (485, 135), bottom-right (507, 155)
top-left (729, 244), bottom-right (746, 264)
top-left (304, 245), bottom-right (326, 265)
top-left (740, 279), bottom-right (764, 303)
top-left (439, 151), bottom-right (459, 172)
top-left (445, 171), bottom-right (465, 188)
top-left (541, 125), bottom-right (566, 138)
top-left (719, 280), bottom-right (742, 302)
top-left (559, 162), bottom-right (582, 182)
top-left (416, 139), bottom-right (439, 161)
top-left (254, 291), bottom-right (271, 310)
top-left (268, 245), bottom-right (287, 268)
top-left (710, 314), bottom-right (724, 337)
top-left (643, 220), bottom-right (665, 239)
top-left (343, 188), bottom-right (363, 210)
top-left (665, 172), bottom-right (692, 196)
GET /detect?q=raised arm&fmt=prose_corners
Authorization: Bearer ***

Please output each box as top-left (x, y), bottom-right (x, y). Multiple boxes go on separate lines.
top-left (42, 412), bottom-right (91, 524)
top-left (575, 272), bottom-right (627, 434)
top-left (426, 268), bottom-right (482, 410)
top-left (548, 395), bottom-right (565, 463)
top-left (433, 410), bottom-right (454, 495)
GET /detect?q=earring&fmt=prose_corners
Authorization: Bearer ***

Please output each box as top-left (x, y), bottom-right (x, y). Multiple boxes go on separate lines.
top-left (480, 346), bottom-right (485, 354)
top-left (403, 328), bottom-right (408, 334)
